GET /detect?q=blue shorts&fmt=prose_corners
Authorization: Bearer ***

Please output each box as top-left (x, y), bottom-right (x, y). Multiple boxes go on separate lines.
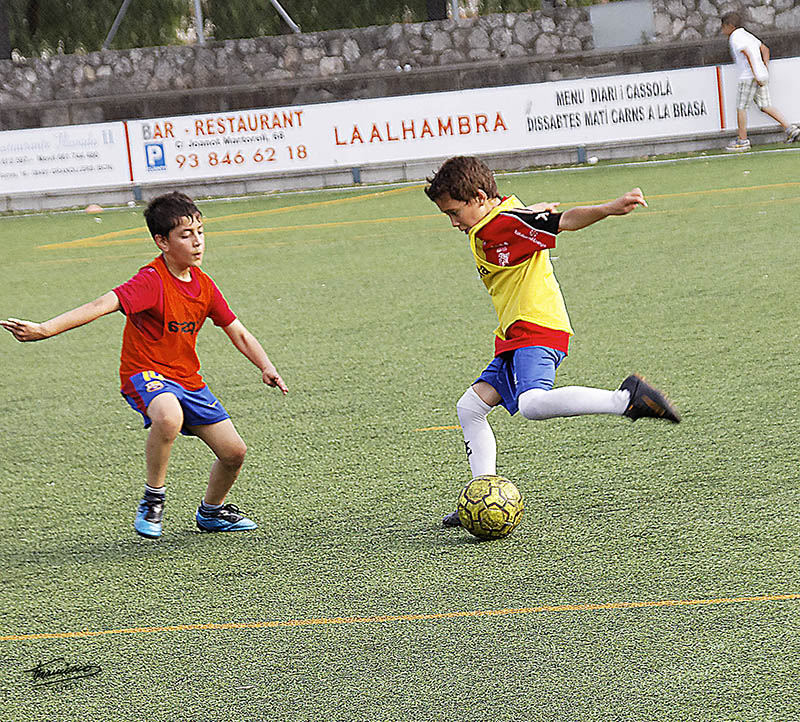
top-left (476, 346), bottom-right (566, 416)
top-left (121, 372), bottom-right (230, 435)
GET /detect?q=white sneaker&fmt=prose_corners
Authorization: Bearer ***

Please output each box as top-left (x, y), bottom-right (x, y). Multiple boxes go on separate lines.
top-left (725, 138), bottom-right (751, 152)
top-left (786, 125), bottom-right (800, 143)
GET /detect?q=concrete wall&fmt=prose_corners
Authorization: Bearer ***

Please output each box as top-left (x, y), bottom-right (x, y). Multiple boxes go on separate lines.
top-left (2, 0), bottom-right (800, 131)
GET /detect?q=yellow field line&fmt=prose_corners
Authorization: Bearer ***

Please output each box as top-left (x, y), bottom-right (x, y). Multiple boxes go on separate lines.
top-left (415, 425), bottom-right (461, 431)
top-left (2, 593), bottom-right (797, 642)
top-left (39, 213), bottom-right (444, 250)
top-left (217, 214), bottom-right (441, 236)
top-left (646, 180), bottom-right (800, 200)
top-left (37, 186), bottom-right (421, 250)
top-left (209, 184), bottom-right (422, 223)
top-left (37, 182), bottom-right (800, 251)
top-left (39, 236), bottom-right (153, 249)
top-left (566, 181), bottom-right (800, 206)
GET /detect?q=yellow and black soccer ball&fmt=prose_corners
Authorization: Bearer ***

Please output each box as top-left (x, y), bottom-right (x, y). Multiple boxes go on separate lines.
top-left (457, 475), bottom-right (524, 539)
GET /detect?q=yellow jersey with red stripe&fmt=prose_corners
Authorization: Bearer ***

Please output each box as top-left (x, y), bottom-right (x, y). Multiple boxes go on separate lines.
top-left (468, 195), bottom-right (573, 347)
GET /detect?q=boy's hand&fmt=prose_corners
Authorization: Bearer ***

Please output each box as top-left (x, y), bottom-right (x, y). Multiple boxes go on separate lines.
top-left (558, 188), bottom-right (647, 231)
top-left (0, 318), bottom-right (48, 342)
top-left (262, 365), bottom-right (288, 395)
top-left (526, 202), bottom-right (560, 213)
top-left (606, 188), bottom-right (648, 215)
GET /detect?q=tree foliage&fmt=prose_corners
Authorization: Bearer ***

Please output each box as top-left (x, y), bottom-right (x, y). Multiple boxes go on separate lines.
top-left (7, 0), bottom-right (193, 55)
top-left (477, 0), bottom-right (598, 11)
top-left (5, 1), bottom-right (438, 55)
top-left (5, 0), bottom-right (601, 57)
top-left (477, 0), bottom-right (541, 13)
top-left (205, 0), bottom-right (430, 40)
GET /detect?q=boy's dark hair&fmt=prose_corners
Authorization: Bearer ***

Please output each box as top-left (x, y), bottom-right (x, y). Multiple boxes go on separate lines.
top-left (721, 11), bottom-right (742, 28)
top-left (144, 191), bottom-right (202, 239)
top-left (424, 156), bottom-right (499, 203)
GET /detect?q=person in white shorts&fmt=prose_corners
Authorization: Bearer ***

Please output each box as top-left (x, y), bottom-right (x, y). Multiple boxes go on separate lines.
top-left (721, 11), bottom-right (799, 152)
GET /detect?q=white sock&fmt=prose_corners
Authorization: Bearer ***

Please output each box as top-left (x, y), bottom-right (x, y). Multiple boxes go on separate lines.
top-left (456, 387), bottom-right (497, 477)
top-left (518, 386), bottom-right (630, 420)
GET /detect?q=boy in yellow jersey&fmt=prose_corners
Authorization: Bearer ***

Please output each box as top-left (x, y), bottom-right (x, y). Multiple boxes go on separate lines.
top-left (424, 156), bottom-right (680, 527)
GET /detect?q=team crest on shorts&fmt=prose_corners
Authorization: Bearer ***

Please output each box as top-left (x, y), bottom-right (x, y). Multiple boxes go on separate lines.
top-left (141, 370), bottom-right (166, 393)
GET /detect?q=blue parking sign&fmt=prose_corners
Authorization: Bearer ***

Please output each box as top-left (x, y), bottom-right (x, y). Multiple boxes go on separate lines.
top-left (145, 143), bottom-right (166, 170)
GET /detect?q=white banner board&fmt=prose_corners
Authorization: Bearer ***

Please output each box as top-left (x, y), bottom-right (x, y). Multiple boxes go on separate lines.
top-left (126, 109), bottom-right (313, 182)
top-left (125, 64), bottom-right (725, 185)
top-left (720, 59), bottom-right (800, 131)
top-left (1, 57), bottom-right (798, 197)
top-left (0, 122), bottom-right (131, 194)
top-left (519, 66), bottom-right (722, 146)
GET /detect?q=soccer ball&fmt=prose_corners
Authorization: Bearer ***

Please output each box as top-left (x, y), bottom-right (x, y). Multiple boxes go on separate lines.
top-left (457, 475), bottom-right (524, 539)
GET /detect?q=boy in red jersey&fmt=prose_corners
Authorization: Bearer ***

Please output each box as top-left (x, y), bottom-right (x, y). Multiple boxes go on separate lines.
top-left (1, 192), bottom-right (287, 539)
top-left (424, 156), bottom-right (680, 527)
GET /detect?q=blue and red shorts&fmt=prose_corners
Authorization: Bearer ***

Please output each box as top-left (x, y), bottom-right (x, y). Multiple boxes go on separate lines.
top-left (476, 345), bottom-right (566, 416)
top-left (121, 371), bottom-right (230, 435)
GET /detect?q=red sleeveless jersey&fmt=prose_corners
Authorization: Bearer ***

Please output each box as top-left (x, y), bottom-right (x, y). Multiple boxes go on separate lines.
top-left (119, 256), bottom-right (216, 390)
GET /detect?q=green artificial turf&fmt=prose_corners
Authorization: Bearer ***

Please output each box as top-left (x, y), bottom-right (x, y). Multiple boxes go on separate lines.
top-left (1, 148), bottom-right (799, 721)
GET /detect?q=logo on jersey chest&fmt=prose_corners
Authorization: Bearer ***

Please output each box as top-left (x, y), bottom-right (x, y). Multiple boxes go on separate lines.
top-left (482, 240), bottom-right (514, 266)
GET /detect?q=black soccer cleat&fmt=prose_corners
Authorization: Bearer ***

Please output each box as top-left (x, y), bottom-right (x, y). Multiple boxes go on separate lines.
top-left (442, 510), bottom-right (462, 528)
top-left (619, 374), bottom-right (681, 423)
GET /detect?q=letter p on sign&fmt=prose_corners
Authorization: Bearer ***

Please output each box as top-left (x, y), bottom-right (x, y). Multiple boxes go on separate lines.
top-left (145, 143), bottom-right (166, 169)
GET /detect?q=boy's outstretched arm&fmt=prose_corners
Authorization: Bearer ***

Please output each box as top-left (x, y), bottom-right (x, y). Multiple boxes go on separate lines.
top-left (526, 201), bottom-right (560, 213)
top-left (1, 291), bottom-right (120, 342)
top-left (558, 188), bottom-right (647, 231)
top-left (222, 319), bottom-right (288, 394)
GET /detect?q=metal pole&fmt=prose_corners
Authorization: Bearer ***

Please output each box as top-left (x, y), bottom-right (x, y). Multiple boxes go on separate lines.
top-left (450, 0), bottom-right (459, 19)
top-left (0, 0), bottom-right (11, 59)
top-left (193, 0), bottom-right (206, 45)
top-left (268, 0), bottom-right (301, 33)
top-left (103, 0), bottom-right (134, 49)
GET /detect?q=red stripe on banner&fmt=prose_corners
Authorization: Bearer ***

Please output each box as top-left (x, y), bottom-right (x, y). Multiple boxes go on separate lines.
top-left (715, 65), bottom-right (726, 130)
top-left (123, 120), bottom-right (134, 182)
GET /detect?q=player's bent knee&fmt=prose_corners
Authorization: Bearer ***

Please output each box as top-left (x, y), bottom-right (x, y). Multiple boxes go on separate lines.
top-left (456, 391), bottom-right (471, 420)
top-left (457, 387), bottom-right (489, 424)
top-left (149, 410), bottom-right (183, 439)
top-left (147, 393), bottom-right (183, 437)
top-left (220, 441), bottom-right (247, 469)
top-left (518, 388), bottom-right (549, 421)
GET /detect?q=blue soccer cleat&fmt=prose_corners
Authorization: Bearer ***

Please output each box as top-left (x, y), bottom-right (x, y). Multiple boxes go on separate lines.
top-left (135, 496), bottom-right (164, 538)
top-left (195, 503), bottom-right (258, 532)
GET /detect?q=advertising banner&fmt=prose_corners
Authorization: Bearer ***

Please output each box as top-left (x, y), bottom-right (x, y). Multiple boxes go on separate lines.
top-left (126, 108), bottom-right (314, 183)
top-left (520, 66), bottom-right (721, 146)
top-left (2, 57), bottom-right (798, 198)
top-left (125, 64), bottom-right (724, 185)
top-left (0, 122), bottom-right (130, 194)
